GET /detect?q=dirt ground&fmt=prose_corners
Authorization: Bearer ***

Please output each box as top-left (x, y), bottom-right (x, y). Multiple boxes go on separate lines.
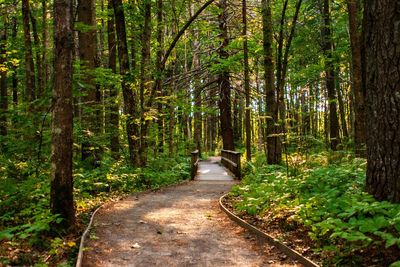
top-left (82, 161), bottom-right (302, 267)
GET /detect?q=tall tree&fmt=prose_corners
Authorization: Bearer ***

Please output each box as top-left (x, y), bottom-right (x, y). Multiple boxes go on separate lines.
top-left (107, 0), bottom-right (119, 159)
top-left (156, 0), bottom-right (164, 154)
top-left (78, 0), bottom-right (100, 163)
top-left (262, 0), bottom-right (281, 164)
top-left (0, 23), bottom-right (7, 136)
top-left (11, 15), bottom-right (18, 106)
top-left (364, 0), bottom-right (400, 202)
top-left (29, 9), bottom-right (43, 98)
top-left (347, 0), bottom-right (366, 156)
top-left (139, 0), bottom-right (151, 165)
top-left (321, 0), bottom-right (340, 150)
top-left (112, 0), bottom-right (140, 166)
top-left (242, 0), bottom-right (251, 161)
top-left (22, 0), bottom-right (35, 101)
top-left (218, 0), bottom-right (234, 151)
top-left (192, 2), bottom-right (202, 156)
top-left (51, 0), bottom-right (75, 228)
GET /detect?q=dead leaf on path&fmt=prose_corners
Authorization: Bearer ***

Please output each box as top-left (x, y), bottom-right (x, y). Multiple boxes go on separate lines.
top-left (139, 220), bottom-right (147, 224)
top-left (131, 243), bottom-right (141, 249)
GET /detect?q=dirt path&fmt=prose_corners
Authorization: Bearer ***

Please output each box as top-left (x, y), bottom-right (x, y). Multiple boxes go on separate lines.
top-left (82, 159), bottom-right (301, 267)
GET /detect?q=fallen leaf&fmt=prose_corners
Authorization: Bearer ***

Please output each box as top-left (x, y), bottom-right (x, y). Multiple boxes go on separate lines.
top-left (131, 243), bottom-right (141, 249)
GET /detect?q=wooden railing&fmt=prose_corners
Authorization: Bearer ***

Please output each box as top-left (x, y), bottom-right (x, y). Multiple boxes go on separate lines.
top-left (191, 150), bottom-right (199, 179)
top-left (221, 149), bottom-right (241, 179)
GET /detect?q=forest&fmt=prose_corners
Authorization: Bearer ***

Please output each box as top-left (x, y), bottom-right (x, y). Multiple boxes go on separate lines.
top-left (0, 0), bottom-right (400, 266)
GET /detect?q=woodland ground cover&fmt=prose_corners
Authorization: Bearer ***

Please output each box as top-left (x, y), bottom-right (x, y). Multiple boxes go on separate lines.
top-left (229, 148), bottom-right (400, 266)
top-left (0, 153), bottom-right (191, 266)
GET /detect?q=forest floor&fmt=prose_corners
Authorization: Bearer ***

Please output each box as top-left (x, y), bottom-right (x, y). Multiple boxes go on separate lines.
top-left (81, 158), bottom-right (301, 266)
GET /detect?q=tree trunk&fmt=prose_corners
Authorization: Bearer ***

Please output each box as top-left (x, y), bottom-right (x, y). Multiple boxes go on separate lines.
top-left (11, 16), bottom-right (18, 106)
top-left (243, 0), bottom-right (251, 161)
top-left (22, 0), bottom-right (36, 102)
top-left (51, 0), bottom-right (75, 228)
top-left (0, 27), bottom-right (7, 136)
top-left (29, 11), bottom-right (43, 99)
top-left (321, 0), bottom-right (340, 150)
top-left (192, 14), bottom-right (202, 156)
top-left (139, 0), bottom-right (151, 166)
top-left (262, 0), bottom-right (281, 164)
top-left (112, 0), bottom-right (140, 166)
top-left (42, 0), bottom-right (49, 91)
top-left (347, 0), bottom-right (366, 156)
top-left (233, 91), bottom-right (241, 144)
top-left (218, 0), bottom-right (234, 151)
top-left (156, 0), bottom-right (164, 154)
top-left (107, 0), bottom-right (120, 159)
top-left (336, 76), bottom-right (349, 138)
top-left (364, 0), bottom-right (400, 202)
top-left (78, 0), bottom-right (101, 164)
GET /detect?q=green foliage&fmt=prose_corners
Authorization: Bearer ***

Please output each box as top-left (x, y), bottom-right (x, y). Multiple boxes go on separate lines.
top-left (230, 151), bottom-right (400, 265)
top-left (0, 152), bottom-right (190, 265)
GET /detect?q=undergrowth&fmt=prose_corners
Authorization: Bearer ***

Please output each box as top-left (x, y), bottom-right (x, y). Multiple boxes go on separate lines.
top-left (0, 153), bottom-right (190, 266)
top-left (230, 151), bottom-right (400, 266)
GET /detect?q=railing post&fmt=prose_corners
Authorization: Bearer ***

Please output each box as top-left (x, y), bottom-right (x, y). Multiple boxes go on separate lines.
top-left (236, 153), bottom-right (241, 179)
top-left (220, 149), bottom-right (241, 179)
top-left (191, 150), bottom-right (199, 180)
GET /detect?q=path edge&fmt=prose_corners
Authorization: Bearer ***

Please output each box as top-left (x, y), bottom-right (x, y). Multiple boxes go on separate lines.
top-left (219, 194), bottom-right (320, 267)
top-left (76, 204), bottom-right (102, 267)
top-left (75, 179), bottom-right (192, 267)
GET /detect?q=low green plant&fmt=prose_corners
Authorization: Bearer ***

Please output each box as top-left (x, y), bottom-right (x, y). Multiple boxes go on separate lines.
top-left (230, 151), bottom-right (400, 266)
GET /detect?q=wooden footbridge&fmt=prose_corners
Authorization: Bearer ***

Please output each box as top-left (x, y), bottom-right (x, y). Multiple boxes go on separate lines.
top-left (190, 150), bottom-right (241, 181)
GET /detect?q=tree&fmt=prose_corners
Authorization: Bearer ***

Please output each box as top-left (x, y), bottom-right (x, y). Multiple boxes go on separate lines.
top-left (107, 0), bottom-right (120, 159)
top-left (51, 0), bottom-right (75, 228)
top-left (242, 0), bottom-right (251, 161)
top-left (320, 0), bottom-right (340, 150)
top-left (262, 0), bottom-right (280, 164)
top-left (218, 0), bottom-right (234, 151)
top-left (22, 0), bottom-right (35, 102)
top-left (347, 0), bottom-right (365, 156)
top-left (78, 0), bottom-right (101, 164)
top-left (112, 0), bottom-right (140, 167)
top-left (138, 0), bottom-right (151, 166)
top-left (0, 23), bottom-right (7, 137)
top-left (364, 0), bottom-right (400, 202)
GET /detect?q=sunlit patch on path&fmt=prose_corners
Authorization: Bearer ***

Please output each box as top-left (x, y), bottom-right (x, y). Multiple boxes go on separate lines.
top-left (82, 158), bottom-right (300, 267)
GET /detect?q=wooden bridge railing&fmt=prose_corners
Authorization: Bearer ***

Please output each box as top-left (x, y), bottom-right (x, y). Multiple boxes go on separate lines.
top-left (191, 150), bottom-right (199, 179)
top-left (221, 149), bottom-right (241, 179)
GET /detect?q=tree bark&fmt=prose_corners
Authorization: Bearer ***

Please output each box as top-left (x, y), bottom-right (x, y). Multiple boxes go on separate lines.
top-left (51, 0), bottom-right (75, 228)
top-left (107, 0), bottom-right (120, 159)
top-left (139, 0), bottom-right (151, 166)
top-left (243, 0), bottom-right (251, 161)
top-left (112, 0), bottom-right (140, 166)
top-left (78, 0), bottom-right (101, 164)
top-left (336, 76), bottom-right (349, 138)
top-left (364, 0), bottom-right (400, 202)
top-left (218, 0), bottom-right (234, 151)
top-left (0, 27), bottom-right (7, 136)
top-left (22, 0), bottom-right (36, 102)
top-left (192, 2), bottom-right (202, 156)
top-left (262, 0), bottom-right (281, 164)
top-left (29, 10), bottom-right (43, 98)
top-left (321, 0), bottom-right (340, 150)
top-left (11, 16), bottom-right (18, 106)
top-left (156, 0), bottom-right (164, 154)
top-left (347, 0), bottom-right (366, 156)
top-left (41, 1), bottom-right (49, 91)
